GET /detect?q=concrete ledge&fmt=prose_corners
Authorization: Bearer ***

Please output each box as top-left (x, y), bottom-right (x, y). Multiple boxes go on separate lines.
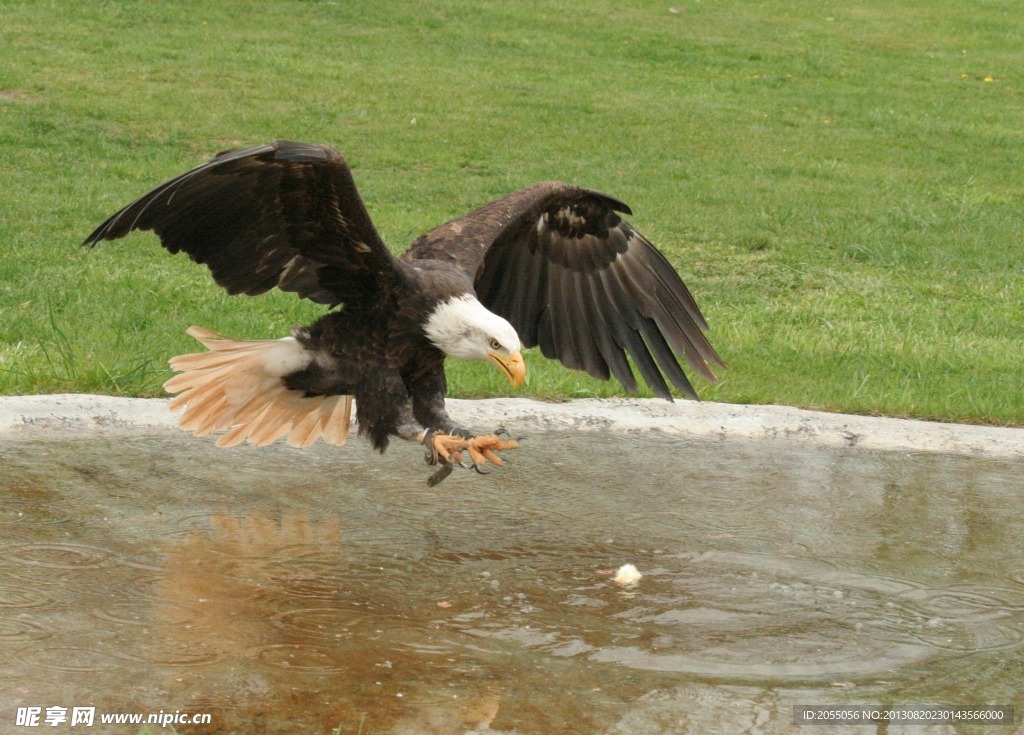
top-left (1, 394), bottom-right (1021, 461)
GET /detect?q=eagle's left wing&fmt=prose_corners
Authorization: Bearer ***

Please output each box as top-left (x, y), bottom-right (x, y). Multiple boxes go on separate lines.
top-left (405, 182), bottom-right (724, 399)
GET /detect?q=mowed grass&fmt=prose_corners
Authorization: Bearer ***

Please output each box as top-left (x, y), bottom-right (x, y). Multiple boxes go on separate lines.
top-left (1, 0), bottom-right (1021, 424)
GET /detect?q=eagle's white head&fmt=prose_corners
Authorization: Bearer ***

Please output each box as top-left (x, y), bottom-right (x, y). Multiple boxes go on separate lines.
top-left (424, 294), bottom-right (526, 388)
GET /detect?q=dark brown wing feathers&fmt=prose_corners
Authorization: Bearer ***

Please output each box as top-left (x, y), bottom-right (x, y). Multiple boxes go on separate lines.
top-left (83, 141), bottom-right (398, 307)
top-left (86, 140), bottom-right (721, 401)
top-left (407, 181), bottom-right (724, 400)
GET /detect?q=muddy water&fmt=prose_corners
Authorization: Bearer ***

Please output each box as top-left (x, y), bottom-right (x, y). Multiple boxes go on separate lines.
top-left (0, 431), bottom-right (1022, 734)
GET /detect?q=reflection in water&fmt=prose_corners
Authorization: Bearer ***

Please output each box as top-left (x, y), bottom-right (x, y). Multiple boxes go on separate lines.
top-left (0, 433), bottom-right (1022, 733)
top-left (154, 512), bottom-right (506, 733)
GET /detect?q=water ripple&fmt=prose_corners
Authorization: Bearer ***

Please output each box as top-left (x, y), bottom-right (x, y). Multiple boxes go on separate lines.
top-left (117, 643), bottom-right (227, 668)
top-left (455, 548), bottom-right (1024, 682)
top-left (8, 542), bottom-right (115, 570)
top-left (16, 645), bottom-right (125, 673)
top-left (0, 581), bottom-right (66, 609)
top-left (0, 616), bottom-right (53, 642)
top-left (898, 585), bottom-right (1024, 651)
top-left (270, 607), bottom-right (373, 639)
top-left (589, 639), bottom-right (934, 679)
top-left (0, 498), bottom-right (74, 527)
top-left (91, 601), bottom-right (195, 628)
top-left (249, 643), bottom-right (350, 673)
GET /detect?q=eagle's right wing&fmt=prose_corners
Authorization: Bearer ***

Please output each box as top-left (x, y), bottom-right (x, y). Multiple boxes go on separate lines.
top-left (83, 140), bottom-right (401, 308)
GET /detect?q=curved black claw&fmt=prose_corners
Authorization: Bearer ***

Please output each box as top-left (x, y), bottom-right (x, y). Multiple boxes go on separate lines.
top-left (448, 425), bottom-right (474, 439)
top-left (471, 462), bottom-right (491, 475)
top-left (492, 426), bottom-right (523, 443)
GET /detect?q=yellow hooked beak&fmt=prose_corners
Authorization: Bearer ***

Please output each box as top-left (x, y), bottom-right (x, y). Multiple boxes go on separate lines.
top-left (488, 350), bottom-right (526, 388)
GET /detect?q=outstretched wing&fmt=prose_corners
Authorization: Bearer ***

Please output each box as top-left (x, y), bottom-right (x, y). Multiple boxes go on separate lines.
top-left (405, 182), bottom-right (724, 399)
top-left (83, 140), bottom-right (401, 307)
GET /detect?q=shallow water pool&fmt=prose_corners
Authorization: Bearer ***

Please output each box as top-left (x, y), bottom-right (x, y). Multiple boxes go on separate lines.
top-left (1, 431), bottom-right (1022, 733)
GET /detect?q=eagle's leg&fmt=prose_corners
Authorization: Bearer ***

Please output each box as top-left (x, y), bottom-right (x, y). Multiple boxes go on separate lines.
top-left (406, 367), bottom-right (518, 475)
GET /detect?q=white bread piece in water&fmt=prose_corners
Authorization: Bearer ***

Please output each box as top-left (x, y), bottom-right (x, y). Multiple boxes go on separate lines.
top-left (613, 563), bottom-right (642, 585)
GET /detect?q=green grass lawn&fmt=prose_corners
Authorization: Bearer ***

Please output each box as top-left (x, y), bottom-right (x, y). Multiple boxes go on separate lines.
top-left (1, 0), bottom-right (1021, 425)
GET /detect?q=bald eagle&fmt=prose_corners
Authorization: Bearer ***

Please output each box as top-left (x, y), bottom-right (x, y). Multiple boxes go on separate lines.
top-left (84, 141), bottom-right (723, 481)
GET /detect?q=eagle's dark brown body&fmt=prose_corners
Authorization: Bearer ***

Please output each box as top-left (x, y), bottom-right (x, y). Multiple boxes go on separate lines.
top-left (84, 140), bottom-right (723, 466)
top-left (285, 266), bottom-right (463, 450)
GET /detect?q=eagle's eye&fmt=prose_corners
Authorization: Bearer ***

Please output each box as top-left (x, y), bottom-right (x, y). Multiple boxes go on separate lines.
top-left (488, 338), bottom-right (501, 350)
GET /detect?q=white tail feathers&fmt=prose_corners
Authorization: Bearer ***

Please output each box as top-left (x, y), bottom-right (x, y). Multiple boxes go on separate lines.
top-left (164, 326), bottom-right (352, 449)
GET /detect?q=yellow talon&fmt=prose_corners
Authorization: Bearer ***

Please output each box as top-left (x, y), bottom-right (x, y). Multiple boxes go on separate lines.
top-left (430, 433), bottom-right (519, 468)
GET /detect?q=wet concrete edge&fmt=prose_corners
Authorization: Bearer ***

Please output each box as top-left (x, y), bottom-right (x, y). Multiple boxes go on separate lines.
top-left (1, 394), bottom-right (1021, 461)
